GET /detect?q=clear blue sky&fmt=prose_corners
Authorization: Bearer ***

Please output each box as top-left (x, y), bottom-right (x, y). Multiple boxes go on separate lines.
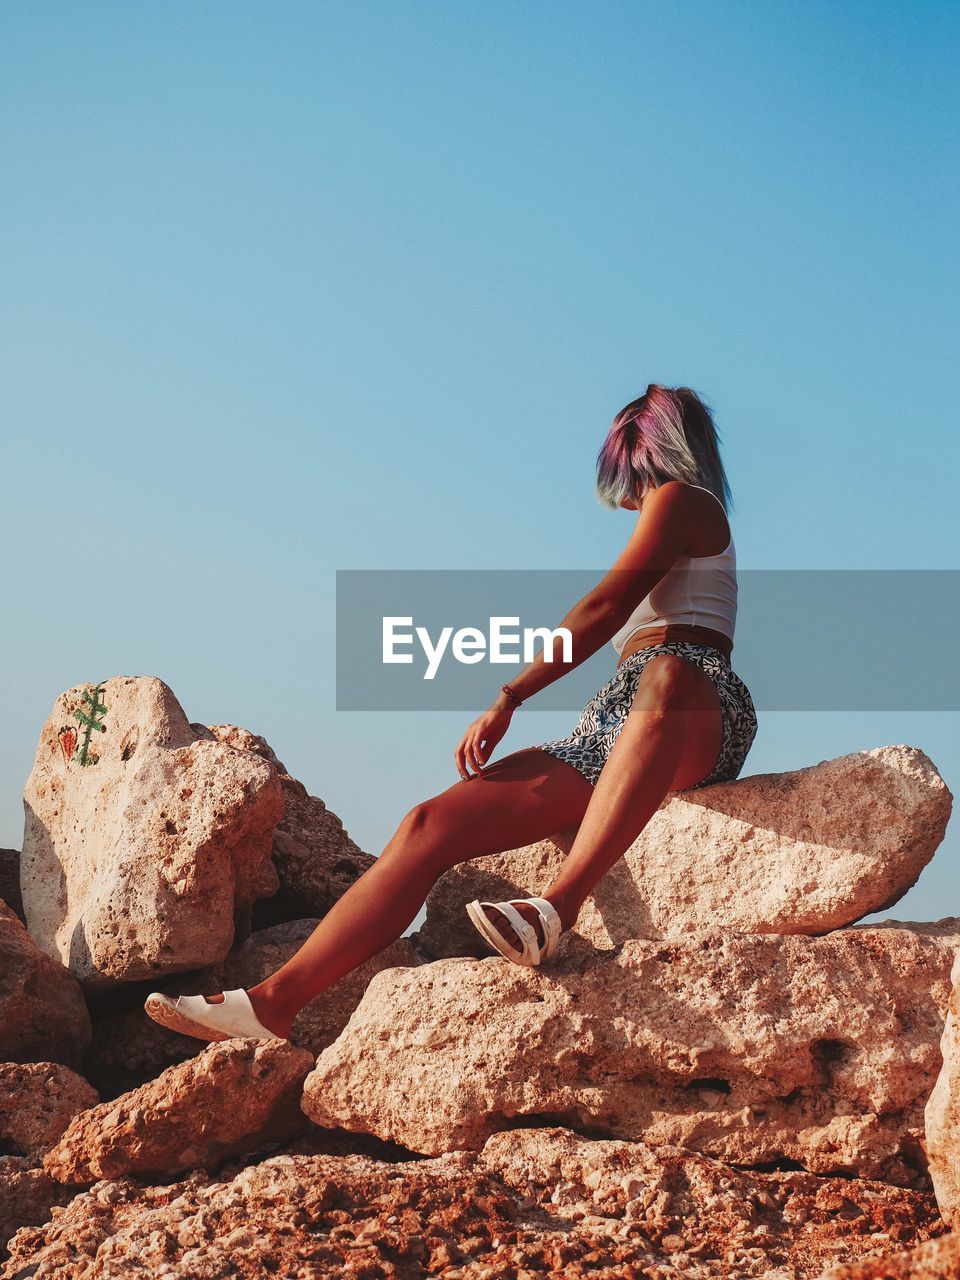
top-left (1, 1), bottom-right (957, 930)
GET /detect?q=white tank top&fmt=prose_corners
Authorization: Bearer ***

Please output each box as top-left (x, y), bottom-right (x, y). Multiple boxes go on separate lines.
top-left (610, 484), bottom-right (738, 657)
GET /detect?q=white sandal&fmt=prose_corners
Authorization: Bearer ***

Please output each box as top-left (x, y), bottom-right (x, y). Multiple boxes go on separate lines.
top-left (465, 896), bottom-right (563, 966)
top-left (144, 988), bottom-right (282, 1043)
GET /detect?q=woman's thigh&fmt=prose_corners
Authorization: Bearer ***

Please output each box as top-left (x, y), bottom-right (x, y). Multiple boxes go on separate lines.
top-left (382, 746), bottom-right (594, 873)
top-left (615, 652), bottom-right (725, 791)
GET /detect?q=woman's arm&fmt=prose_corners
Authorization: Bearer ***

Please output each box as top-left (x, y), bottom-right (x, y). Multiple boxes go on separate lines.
top-left (454, 481), bottom-right (700, 777)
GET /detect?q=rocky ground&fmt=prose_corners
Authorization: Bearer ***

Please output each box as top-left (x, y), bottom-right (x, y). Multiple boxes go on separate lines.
top-left (2, 1130), bottom-right (952, 1279)
top-left (1, 675), bottom-right (958, 1278)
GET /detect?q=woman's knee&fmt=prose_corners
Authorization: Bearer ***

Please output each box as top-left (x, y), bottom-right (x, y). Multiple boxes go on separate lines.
top-left (394, 799), bottom-right (439, 844)
top-left (388, 798), bottom-right (455, 866)
top-left (387, 792), bottom-right (482, 876)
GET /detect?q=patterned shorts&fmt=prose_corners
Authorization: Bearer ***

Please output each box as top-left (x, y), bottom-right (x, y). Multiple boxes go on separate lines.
top-left (535, 641), bottom-right (758, 790)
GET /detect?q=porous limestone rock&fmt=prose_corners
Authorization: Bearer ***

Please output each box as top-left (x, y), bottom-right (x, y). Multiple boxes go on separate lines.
top-left (21, 677), bottom-right (284, 987)
top-left (862, 918), bottom-right (960, 943)
top-left (925, 948), bottom-right (960, 1230)
top-left (0, 849), bottom-right (22, 922)
top-left (207, 725), bottom-right (375, 927)
top-left (2, 1130), bottom-right (946, 1279)
top-left (477, 1127), bottom-right (944, 1278)
top-left (7, 1153), bottom-right (520, 1279)
top-left (302, 925), bottom-right (956, 1184)
top-left (0, 1063), bottom-right (98, 1161)
top-left (818, 1233), bottom-right (960, 1278)
top-left (0, 1159), bottom-right (74, 1261)
top-left (85, 927), bottom-right (425, 1097)
top-left (43, 1038), bottom-right (314, 1185)
top-left (0, 902), bottom-right (90, 1068)
top-left (415, 745), bottom-right (953, 957)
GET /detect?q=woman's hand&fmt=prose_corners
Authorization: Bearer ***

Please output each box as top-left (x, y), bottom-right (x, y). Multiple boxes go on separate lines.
top-left (454, 701), bottom-right (514, 779)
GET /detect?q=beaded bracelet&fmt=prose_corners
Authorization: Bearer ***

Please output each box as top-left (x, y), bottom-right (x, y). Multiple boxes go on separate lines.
top-left (500, 683), bottom-right (524, 708)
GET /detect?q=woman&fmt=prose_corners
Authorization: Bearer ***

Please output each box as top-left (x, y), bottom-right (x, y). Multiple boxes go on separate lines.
top-left (146, 384), bottom-right (758, 1042)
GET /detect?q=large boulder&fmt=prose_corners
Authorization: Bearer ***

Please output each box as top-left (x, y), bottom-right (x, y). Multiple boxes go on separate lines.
top-left (0, 1063), bottom-right (98, 1161)
top-left (415, 745), bottom-right (953, 957)
top-left (21, 677), bottom-right (284, 988)
top-left (207, 725), bottom-right (374, 928)
top-left (925, 948), bottom-right (960, 1230)
top-left (302, 923), bottom-right (958, 1184)
top-left (0, 902), bottom-right (91, 1068)
top-left (43, 1038), bottom-right (314, 1185)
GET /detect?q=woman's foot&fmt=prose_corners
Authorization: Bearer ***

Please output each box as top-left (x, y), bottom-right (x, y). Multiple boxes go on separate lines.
top-left (473, 895), bottom-right (578, 955)
top-left (475, 901), bottom-right (551, 953)
top-left (143, 987), bottom-right (294, 1043)
top-left (199, 991), bottom-right (293, 1039)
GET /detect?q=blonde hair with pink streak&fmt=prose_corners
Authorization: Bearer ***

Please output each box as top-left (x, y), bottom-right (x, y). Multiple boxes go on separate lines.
top-left (596, 384), bottom-right (733, 513)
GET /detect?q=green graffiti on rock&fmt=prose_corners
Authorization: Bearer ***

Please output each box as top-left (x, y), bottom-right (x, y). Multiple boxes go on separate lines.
top-left (74, 682), bottom-right (108, 767)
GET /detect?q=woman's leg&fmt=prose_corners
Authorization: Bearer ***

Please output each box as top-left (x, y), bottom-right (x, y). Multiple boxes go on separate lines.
top-left (539, 653), bottom-right (724, 921)
top-left (213, 747), bottom-right (594, 1036)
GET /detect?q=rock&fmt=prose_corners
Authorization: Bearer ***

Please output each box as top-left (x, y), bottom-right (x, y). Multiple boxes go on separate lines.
top-left (0, 901), bottom-right (91, 1069)
top-left (85, 927), bottom-right (427, 1097)
top-left (0, 850), bottom-right (22, 923)
top-left (21, 677), bottom-right (284, 988)
top-left (477, 1127), bottom-right (943, 1278)
top-left (0, 1158), bottom-right (74, 1261)
top-left (81, 980), bottom-right (211, 1101)
top-left (4, 1152), bottom-right (518, 1279)
top-left (818, 1232), bottom-right (960, 1278)
top-left (42, 1038), bottom-right (314, 1184)
top-left (415, 745), bottom-right (952, 957)
top-left (302, 925), bottom-right (955, 1184)
top-left (857, 917), bottom-right (960, 944)
top-left (207, 725), bottom-right (374, 928)
top-left (925, 948), bottom-right (960, 1229)
top-left (0, 1063), bottom-right (98, 1161)
top-left (2, 1129), bottom-right (945, 1279)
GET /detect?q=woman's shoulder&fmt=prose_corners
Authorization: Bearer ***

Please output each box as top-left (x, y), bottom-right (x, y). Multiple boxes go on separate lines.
top-left (653, 480), bottom-right (730, 556)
